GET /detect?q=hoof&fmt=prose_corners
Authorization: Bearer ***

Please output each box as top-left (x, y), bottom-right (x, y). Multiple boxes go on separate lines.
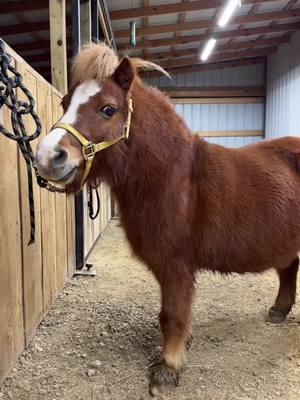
top-left (149, 360), bottom-right (179, 389)
top-left (266, 307), bottom-right (288, 323)
top-left (185, 334), bottom-right (193, 351)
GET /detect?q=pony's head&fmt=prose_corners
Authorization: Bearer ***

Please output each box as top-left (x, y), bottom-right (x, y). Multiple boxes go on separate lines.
top-left (36, 43), bottom-right (168, 191)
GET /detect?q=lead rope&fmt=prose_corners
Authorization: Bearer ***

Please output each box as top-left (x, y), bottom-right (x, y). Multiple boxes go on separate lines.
top-left (87, 185), bottom-right (100, 220)
top-left (0, 40), bottom-right (66, 244)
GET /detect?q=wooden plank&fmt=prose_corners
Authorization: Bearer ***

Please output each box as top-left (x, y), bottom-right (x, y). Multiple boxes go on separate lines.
top-left (111, 0), bottom-right (277, 20)
top-left (3, 43), bottom-right (62, 97)
top-left (0, 60), bottom-right (25, 382)
top-left (0, 0), bottom-right (49, 14)
top-left (158, 47), bottom-right (276, 69)
top-left (197, 130), bottom-right (264, 137)
top-left (171, 97), bottom-right (264, 104)
top-left (164, 86), bottom-right (265, 98)
top-left (16, 63), bottom-right (43, 344)
top-left (149, 36), bottom-right (289, 61)
top-left (50, 0), bottom-right (68, 94)
top-left (149, 57), bottom-right (266, 76)
top-left (115, 9), bottom-right (300, 38)
top-left (37, 81), bottom-right (57, 310)
top-left (1, 20), bottom-right (50, 36)
top-left (52, 93), bottom-right (68, 289)
top-left (119, 22), bottom-right (300, 51)
top-left (66, 194), bottom-right (76, 278)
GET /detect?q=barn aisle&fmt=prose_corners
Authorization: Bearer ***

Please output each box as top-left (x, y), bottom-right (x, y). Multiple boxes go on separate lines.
top-left (0, 221), bottom-right (299, 400)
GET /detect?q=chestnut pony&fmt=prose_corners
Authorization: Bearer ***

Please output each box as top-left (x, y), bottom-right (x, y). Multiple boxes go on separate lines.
top-left (36, 43), bottom-right (300, 389)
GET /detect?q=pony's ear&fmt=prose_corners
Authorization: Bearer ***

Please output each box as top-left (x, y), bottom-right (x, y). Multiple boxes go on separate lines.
top-left (112, 57), bottom-right (135, 92)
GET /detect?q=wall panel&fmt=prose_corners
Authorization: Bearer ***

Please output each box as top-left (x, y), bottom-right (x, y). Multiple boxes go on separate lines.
top-left (265, 31), bottom-right (300, 138)
top-left (147, 63), bottom-right (265, 88)
top-left (203, 136), bottom-right (263, 148)
top-left (0, 59), bottom-right (24, 381)
top-left (175, 103), bottom-right (264, 133)
top-left (0, 42), bottom-right (76, 383)
top-left (148, 63), bottom-right (265, 148)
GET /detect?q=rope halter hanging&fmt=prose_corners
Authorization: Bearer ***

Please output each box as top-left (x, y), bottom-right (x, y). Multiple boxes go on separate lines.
top-left (0, 40), bottom-right (65, 244)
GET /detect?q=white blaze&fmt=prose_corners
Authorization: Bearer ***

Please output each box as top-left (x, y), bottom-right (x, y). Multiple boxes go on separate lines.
top-left (37, 80), bottom-right (101, 167)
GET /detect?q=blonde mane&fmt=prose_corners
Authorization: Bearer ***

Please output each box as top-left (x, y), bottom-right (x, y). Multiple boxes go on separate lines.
top-left (71, 42), bottom-right (170, 85)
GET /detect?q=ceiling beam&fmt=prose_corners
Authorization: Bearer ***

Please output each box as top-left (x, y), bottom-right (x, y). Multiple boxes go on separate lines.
top-left (1, 17), bottom-right (71, 36)
top-left (157, 47), bottom-right (277, 69)
top-left (144, 57), bottom-right (266, 77)
top-left (147, 36), bottom-right (289, 61)
top-left (118, 22), bottom-right (300, 51)
top-left (161, 86), bottom-right (265, 98)
top-left (0, 0), bottom-right (49, 14)
top-left (19, 51), bottom-right (72, 64)
top-left (1, 20), bottom-right (50, 36)
top-left (110, 0), bottom-right (278, 20)
top-left (115, 9), bottom-right (300, 38)
top-left (171, 0), bottom-right (189, 51)
top-left (11, 39), bottom-right (72, 54)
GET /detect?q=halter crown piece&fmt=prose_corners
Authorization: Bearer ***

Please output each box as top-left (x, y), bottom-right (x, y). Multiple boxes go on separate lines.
top-left (52, 98), bottom-right (133, 188)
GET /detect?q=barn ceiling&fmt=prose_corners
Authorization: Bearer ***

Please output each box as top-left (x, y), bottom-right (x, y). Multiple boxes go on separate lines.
top-left (108, 0), bottom-right (300, 75)
top-left (0, 0), bottom-right (300, 82)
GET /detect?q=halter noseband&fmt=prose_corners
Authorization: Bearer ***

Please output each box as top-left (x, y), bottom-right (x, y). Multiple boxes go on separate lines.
top-left (52, 98), bottom-right (133, 188)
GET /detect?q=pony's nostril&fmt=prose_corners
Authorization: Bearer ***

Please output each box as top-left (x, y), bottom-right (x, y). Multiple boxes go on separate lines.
top-left (52, 148), bottom-right (68, 167)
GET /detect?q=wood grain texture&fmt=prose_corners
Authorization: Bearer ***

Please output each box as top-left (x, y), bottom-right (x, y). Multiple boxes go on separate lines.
top-left (0, 62), bottom-right (24, 382)
top-left (52, 92), bottom-right (68, 289)
top-left (16, 63), bottom-right (43, 344)
top-left (37, 81), bottom-right (57, 309)
top-left (197, 130), bottom-right (264, 137)
top-left (171, 97), bottom-right (264, 104)
top-left (49, 0), bottom-right (68, 94)
top-left (0, 40), bottom-right (77, 384)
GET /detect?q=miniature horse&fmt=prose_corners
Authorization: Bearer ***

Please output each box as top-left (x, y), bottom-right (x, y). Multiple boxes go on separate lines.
top-left (36, 43), bottom-right (300, 390)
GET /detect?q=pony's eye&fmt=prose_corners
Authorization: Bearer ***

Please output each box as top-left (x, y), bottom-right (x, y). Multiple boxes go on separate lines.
top-left (101, 105), bottom-right (116, 119)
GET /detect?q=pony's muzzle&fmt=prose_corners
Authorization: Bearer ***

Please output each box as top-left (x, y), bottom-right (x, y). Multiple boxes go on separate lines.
top-left (50, 147), bottom-right (69, 169)
top-left (36, 144), bottom-right (77, 184)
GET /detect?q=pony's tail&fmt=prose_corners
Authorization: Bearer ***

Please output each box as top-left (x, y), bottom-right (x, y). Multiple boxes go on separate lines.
top-left (130, 57), bottom-right (171, 79)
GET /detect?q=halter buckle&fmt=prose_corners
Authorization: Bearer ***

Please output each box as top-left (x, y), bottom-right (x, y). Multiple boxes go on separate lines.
top-left (82, 143), bottom-right (96, 160)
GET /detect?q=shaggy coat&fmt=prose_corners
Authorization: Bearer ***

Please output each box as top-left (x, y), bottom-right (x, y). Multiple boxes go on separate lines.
top-left (37, 43), bottom-right (300, 389)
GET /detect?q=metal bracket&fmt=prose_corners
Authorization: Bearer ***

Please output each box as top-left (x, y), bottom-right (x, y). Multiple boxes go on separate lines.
top-left (74, 263), bottom-right (96, 276)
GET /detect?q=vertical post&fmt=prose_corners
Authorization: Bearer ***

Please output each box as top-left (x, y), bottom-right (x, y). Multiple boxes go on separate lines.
top-left (49, 0), bottom-right (68, 94)
top-left (72, 0), bottom-right (85, 270)
top-left (91, 0), bottom-right (99, 42)
top-left (72, 0), bottom-right (81, 55)
top-left (81, 0), bottom-right (92, 44)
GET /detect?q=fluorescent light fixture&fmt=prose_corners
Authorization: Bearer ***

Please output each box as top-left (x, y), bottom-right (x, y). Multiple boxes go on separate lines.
top-left (218, 0), bottom-right (241, 28)
top-left (200, 38), bottom-right (217, 61)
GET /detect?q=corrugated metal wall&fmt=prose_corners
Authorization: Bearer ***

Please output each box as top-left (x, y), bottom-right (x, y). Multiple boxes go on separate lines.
top-left (174, 103), bottom-right (264, 131)
top-left (265, 31), bottom-right (300, 138)
top-left (147, 64), bottom-right (265, 147)
top-left (147, 64), bottom-right (265, 88)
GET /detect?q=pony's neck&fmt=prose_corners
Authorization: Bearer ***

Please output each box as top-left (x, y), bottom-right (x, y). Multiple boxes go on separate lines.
top-left (125, 79), bottom-right (192, 180)
top-left (95, 79), bottom-right (194, 197)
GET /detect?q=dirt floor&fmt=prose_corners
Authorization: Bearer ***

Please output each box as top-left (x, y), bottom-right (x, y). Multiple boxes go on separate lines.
top-left (1, 220), bottom-right (300, 400)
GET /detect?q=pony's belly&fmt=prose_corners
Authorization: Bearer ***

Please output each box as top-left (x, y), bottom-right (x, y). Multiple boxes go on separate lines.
top-left (199, 249), bottom-right (298, 274)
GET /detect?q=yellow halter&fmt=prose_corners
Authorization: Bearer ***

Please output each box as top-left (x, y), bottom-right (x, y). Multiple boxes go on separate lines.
top-left (52, 98), bottom-right (133, 188)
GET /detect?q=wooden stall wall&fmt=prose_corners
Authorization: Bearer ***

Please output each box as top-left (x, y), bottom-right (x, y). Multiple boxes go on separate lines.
top-left (0, 44), bottom-right (75, 383)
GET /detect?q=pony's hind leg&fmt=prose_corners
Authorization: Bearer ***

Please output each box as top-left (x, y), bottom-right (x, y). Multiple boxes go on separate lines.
top-left (149, 267), bottom-right (194, 389)
top-left (267, 257), bottom-right (299, 323)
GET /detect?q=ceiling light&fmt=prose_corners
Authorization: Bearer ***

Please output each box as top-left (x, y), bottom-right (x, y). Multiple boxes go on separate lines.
top-left (218, 0), bottom-right (242, 28)
top-left (200, 38), bottom-right (217, 61)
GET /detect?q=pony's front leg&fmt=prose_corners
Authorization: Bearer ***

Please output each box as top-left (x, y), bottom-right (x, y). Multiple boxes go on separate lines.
top-left (150, 268), bottom-right (194, 389)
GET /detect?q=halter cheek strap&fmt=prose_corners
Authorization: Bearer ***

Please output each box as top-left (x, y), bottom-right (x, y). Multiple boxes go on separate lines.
top-left (52, 98), bottom-right (133, 188)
